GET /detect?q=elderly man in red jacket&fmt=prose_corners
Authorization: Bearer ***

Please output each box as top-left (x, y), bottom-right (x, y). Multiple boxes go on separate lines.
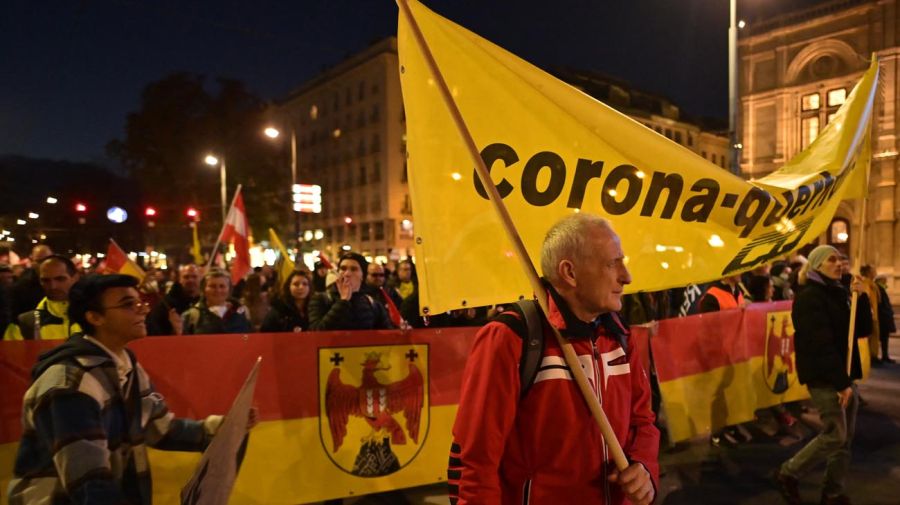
top-left (449, 213), bottom-right (659, 505)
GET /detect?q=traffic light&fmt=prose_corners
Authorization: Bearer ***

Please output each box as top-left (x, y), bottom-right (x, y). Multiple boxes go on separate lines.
top-left (145, 206), bottom-right (157, 217)
top-left (186, 207), bottom-right (199, 220)
top-left (74, 203), bottom-right (87, 213)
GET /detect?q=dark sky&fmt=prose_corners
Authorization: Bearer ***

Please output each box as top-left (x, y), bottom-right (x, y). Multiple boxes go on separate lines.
top-left (1, 0), bottom-right (829, 163)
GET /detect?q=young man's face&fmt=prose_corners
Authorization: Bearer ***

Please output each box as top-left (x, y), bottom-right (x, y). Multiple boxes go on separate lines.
top-left (820, 253), bottom-right (843, 280)
top-left (204, 276), bottom-right (231, 306)
top-left (338, 259), bottom-right (363, 291)
top-left (179, 265), bottom-right (201, 296)
top-left (397, 263), bottom-right (412, 282)
top-left (93, 287), bottom-right (149, 342)
top-left (39, 260), bottom-right (77, 302)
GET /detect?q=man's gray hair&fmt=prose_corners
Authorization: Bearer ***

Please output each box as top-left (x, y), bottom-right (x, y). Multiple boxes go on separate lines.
top-left (540, 213), bottom-right (613, 284)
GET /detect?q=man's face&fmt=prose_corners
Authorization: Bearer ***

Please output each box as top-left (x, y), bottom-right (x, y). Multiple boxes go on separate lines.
top-left (339, 259), bottom-right (363, 291)
top-left (93, 287), bottom-right (148, 342)
top-left (820, 253), bottom-right (843, 280)
top-left (570, 226), bottom-right (632, 315)
top-left (39, 261), bottom-right (77, 301)
top-left (397, 262), bottom-right (412, 282)
top-left (367, 264), bottom-right (386, 288)
top-left (840, 258), bottom-right (851, 276)
top-left (204, 276), bottom-right (231, 306)
top-left (180, 265), bottom-right (201, 296)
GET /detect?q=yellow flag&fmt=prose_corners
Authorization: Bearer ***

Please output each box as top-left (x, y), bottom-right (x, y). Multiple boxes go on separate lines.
top-left (268, 228), bottom-right (296, 286)
top-left (398, 0), bottom-right (877, 314)
top-left (191, 224), bottom-right (204, 265)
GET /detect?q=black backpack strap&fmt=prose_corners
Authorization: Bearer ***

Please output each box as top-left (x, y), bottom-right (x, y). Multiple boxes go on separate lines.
top-left (493, 299), bottom-right (546, 399)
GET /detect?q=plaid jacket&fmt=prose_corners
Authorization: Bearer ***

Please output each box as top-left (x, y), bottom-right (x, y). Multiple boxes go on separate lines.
top-left (8, 336), bottom-right (217, 505)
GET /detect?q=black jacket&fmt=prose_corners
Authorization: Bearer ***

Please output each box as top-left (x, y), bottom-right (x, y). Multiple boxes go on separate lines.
top-left (182, 298), bottom-right (252, 335)
top-left (792, 271), bottom-right (870, 390)
top-left (260, 298), bottom-right (308, 333)
top-left (308, 285), bottom-right (393, 331)
top-left (146, 283), bottom-right (200, 336)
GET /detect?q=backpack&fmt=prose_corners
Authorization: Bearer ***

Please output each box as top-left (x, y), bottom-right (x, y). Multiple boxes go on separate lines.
top-left (493, 299), bottom-right (546, 399)
top-left (493, 299), bottom-right (629, 399)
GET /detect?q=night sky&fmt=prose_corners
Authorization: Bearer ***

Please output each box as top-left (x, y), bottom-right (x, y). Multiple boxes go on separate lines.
top-left (2, 0), bottom-right (828, 163)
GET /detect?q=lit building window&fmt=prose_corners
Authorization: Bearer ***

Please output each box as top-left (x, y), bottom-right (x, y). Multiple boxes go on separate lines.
top-left (309, 105), bottom-right (319, 120)
top-left (827, 88), bottom-right (846, 107)
top-left (801, 116), bottom-right (819, 148)
top-left (830, 219), bottom-right (849, 244)
top-left (801, 93), bottom-right (820, 111)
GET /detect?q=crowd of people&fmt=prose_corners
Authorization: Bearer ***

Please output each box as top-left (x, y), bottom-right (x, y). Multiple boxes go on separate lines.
top-left (0, 236), bottom-right (897, 505)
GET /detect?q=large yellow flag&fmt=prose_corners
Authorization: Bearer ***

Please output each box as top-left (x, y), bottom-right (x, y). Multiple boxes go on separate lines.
top-left (191, 224), bottom-right (204, 265)
top-left (398, 0), bottom-right (877, 314)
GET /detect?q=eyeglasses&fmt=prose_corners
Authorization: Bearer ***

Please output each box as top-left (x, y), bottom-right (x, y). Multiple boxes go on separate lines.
top-left (102, 300), bottom-right (150, 313)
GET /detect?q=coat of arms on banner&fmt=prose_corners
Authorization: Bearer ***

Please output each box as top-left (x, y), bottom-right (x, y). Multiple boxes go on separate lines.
top-left (764, 311), bottom-right (796, 394)
top-left (319, 344), bottom-right (429, 477)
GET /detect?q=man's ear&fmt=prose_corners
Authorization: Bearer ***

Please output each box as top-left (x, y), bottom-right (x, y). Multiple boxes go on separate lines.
top-left (557, 260), bottom-right (577, 288)
top-left (85, 310), bottom-right (104, 328)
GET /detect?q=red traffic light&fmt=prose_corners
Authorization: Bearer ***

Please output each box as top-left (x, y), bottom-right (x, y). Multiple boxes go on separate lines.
top-left (74, 203), bottom-right (87, 213)
top-left (186, 207), bottom-right (199, 219)
top-left (145, 206), bottom-right (157, 217)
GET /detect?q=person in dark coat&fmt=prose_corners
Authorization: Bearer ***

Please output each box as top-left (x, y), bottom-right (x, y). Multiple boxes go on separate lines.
top-left (875, 275), bottom-right (896, 362)
top-left (146, 264), bottom-right (201, 336)
top-left (181, 269), bottom-right (252, 335)
top-left (260, 270), bottom-right (311, 333)
top-left (775, 245), bottom-right (871, 505)
top-left (308, 252), bottom-right (393, 331)
top-left (10, 245), bottom-right (53, 318)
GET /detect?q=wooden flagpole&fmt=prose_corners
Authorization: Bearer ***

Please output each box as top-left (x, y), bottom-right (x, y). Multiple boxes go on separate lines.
top-left (397, 0), bottom-right (629, 470)
top-left (846, 149), bottom-right (871, 376)
top-left (206, 184), bottom-right (243, 272)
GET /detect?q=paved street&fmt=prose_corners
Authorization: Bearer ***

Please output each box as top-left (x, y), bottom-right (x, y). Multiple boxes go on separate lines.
top-left (344, 338), bottom-right (900, 505)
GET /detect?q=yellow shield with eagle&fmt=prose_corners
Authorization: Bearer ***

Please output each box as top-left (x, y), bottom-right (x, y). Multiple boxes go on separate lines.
top-left (763, 311), bottom-right (798, 394)
top-left (318, 344), bottom-right (429, 476)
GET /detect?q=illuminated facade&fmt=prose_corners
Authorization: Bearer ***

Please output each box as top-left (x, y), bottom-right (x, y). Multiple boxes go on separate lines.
top-left (739, 0), bottom-right (899, 301)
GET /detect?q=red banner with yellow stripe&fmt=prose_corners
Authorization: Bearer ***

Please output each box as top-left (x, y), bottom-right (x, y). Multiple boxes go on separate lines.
top-left (1, 302), bottom-right (863, 502)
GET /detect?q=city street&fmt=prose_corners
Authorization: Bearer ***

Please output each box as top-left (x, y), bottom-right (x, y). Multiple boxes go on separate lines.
top-left (348, 338), bottom-right (900, 505)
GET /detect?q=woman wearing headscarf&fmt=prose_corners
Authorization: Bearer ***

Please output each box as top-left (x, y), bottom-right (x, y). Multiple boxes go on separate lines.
top-left (260, 270), bottom-right (311, 333)
top-left (775, 245), bottom-right (871, 505)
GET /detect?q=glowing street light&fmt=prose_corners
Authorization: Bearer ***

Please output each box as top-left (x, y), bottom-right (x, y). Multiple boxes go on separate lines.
top-left (46, 196), bottom-right (58, 204)
top-left (264, 127), bottom-right (280, 139)
top-left (204, 153), bottom-right (227, 226)
top-left (16, 219), bottom-right (26, 225)
top-left (27, 212), bottom-right (39, 219)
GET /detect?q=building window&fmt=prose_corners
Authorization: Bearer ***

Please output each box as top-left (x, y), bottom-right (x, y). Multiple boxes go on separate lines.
top-left (357, 111), bottom-right (365, 128)
top-left (801, 92), bottom-right (820, 111)
top-left (801, 116), bottom-right (820, 148)
top-left (346, 88), bottom-right (352, 106)
top-left (372, 160), bottom-right (381, 182)
top-left (375, 221), bottom-right (385, 240)
top-left (701, 150), bottom-right (707, 159)
top-left (357, 139), bottom-right (366, 157)
top-left (309, 105), bottom-right (319, 120)
top-left (333, 92), bottom-right (339, 112)
top-left (362, 222), bottom-right (371, 241)
top-left (358, 81), bottom-right (365, 100)
top-left (830, 218), bottom-right (849, 244)
top-left (371, 104), bottom-right (380, 123)
top-left (402, 160), bottom-right (408, 183)
top-left (664, 128), bottom-right (672, 139)
top-left (827, 88), bottom-right (846, 107)
top-left (674, 131), bottom-right (682, 144)
top-left (826, 112), bottom-right (838, 124)
top-left (687, 134), bottom-right (693, 147)
top-left (371, 134), bottom-right (381, 153)
top-left (359, 164), bottom-right (367, 185)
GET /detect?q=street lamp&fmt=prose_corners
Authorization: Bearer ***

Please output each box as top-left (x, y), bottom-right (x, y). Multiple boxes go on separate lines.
top-left (264, 125), bottom-right (300, 241)
top-left (205, 153), bottom-right (227, 226)
top-left (728, 0), bottom-right (744, 176)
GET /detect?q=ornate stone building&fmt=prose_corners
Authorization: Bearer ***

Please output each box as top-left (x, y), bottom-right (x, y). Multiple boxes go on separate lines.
top-left (739, 0), bottom-right (899, 303)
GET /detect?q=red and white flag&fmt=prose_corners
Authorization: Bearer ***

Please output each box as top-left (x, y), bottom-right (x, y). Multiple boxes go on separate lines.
top-left (218, 188), bottom-right (252, 284)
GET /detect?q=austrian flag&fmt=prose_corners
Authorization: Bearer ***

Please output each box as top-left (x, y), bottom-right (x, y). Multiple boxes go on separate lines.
top-left (219, 189), bottom-right (252, 284)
